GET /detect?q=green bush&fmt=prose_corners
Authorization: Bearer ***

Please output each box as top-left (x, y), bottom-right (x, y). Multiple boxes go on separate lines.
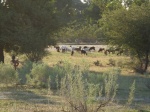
top-left (26, 63), bottom-right (51, 88)
top-left (60, 66), bottom-right (120, 112)
top-left (86, 73), bottom-right (104, 84)
top-left (25, 61), bottom-right (76, 89)
top-left (18, 60), bottom-right (33, 84)
top-left (51, 61), bottom-right (103, 90)
top-left (50, 61), bottom-right (84, 90)
top-left (0, 63), bottom-right (18, 85)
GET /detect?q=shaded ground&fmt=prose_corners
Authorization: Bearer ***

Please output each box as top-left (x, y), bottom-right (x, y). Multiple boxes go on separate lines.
top-left (0, 87), bottom-right (63, 112)
top-left (0, 84), bottom-right (150, 112)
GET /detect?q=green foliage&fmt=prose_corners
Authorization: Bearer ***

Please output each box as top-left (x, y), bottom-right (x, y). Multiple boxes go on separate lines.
top-left (18, 60), bottom-right (33, 84)
top-left (56, 22), bottom-right (99, 43)
top-left (103, 68), bottom-right (120, 100)
top-left (23, 61), bottom-right (88, 89)
top-left (123, 0), bottom-right (150, 8)
top-left (0, 0), bottom-right (59, 62)
top-left (60, 67), bottom-right (88, 112)
top-left (86, 73), bottom-right (104, 85)
top-left (60, 64), bottom-right (119, 112)
top-left (92, 0), bottom-right (122, 12)
top-left (0, 63), bottom-right (18, 85)
top-left (127, 80), bottom-right (136, 105)
top-left (48, 61), bottom-right (73, 89)
top-left (50, 61), bottom-right (90, 90)
top-left (100, 3), bottom-right (150, 72)
top-left (83, 2), bottom-right (101, 22)
top-left (26, 63), bottom-right (51, 88)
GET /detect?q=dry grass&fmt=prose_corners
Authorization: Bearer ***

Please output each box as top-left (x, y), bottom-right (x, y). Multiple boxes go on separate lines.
top-left (0, 50), bottom-right (150, 112)
top-left (43, 50), bottom-right (131, 75)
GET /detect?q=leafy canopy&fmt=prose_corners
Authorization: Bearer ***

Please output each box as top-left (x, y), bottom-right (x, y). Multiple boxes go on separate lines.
top-left (100, 3), bottom-right (150, 72)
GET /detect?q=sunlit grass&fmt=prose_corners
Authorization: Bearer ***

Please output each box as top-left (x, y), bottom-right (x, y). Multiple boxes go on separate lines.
top-left (0, 50), bottom-right (150, 112)
top-left (43, 51), bottom-right (131, 75)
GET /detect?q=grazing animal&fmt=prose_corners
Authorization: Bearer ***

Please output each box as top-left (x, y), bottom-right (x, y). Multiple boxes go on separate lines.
top-left (60, 46), bottom-right (71, 53)
top-left (81, 49), bottom-right (87, 55)
top-left (98, 48), bottom-right (105, 52)
top-left (83, 46), bottom-right (88, 49)
top-left (104, 48), bottom-right (115, 55)
top-left (70, 46), bottom-right (76, 56)
top-left (83, 47), bottom-right (90, 51)
top-left (60, 46), bottom-right (67, 53)
top-left (83, 46), bottom-right (95, 52)
top-left (54, 45), bottom-right (60, 52)
top-left (112, 47), bottom-right (124, 55)
top-left (70, 46), bottom-right (82, 55)
top-left (89, 46), bottom-right (95, 51)
top-left (104, 50), bottom-right (108, 55)
top-left (71, 51), bottom-right (74, 56)
top-left (74, 46), bottom-right (82, 52)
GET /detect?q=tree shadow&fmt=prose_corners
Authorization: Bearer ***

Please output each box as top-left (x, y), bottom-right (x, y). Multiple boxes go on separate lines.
top-left (87, 70), bottom-right (150, 105)
top-left (116, 74), bottom-right (150, 104)
top-left (0, 86), bottom-right (60, 105)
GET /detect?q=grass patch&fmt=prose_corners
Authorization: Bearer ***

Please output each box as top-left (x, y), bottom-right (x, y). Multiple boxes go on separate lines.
top-left (0, 51), bottom-right (150, 112)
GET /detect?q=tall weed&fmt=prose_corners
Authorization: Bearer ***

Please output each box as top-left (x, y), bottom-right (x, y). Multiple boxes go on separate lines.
top-left (60, 63), bottom-right (120, 112)
top-left (127, 80), bottom-right (136, 105)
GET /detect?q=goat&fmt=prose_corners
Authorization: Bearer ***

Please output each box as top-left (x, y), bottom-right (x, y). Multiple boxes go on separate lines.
top-left (89, 46), bottom-right (95, 51)
top-left (54, 45), bottom-right (60, 52)
top-left (81, 49), bottom-right (87, 55)
top-left (98, 48), bottom-right (105, 52)
top-left (74, 46), bottom-right (82, 52)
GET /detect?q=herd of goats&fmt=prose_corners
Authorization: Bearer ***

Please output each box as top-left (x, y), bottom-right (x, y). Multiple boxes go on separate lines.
top-left (51, 45), bottom-right (124, 56)
top-left (9, 45), bottom-right (124, 70)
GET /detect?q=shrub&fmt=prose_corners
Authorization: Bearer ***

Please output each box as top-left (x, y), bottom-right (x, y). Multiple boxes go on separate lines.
top-left (26, 63), bottom-right (51, 88)
top-left (0, 63), bottom-right (18, 85)
top-left (25, 61), bottom-right (78, 89)
top-left (50, 61), bottom-right (90, 90)
top-left (93, 60), bottom-right (103, 66)
top-left (18, 60), bottom-right (33, 84)
top-left (117, 60), bottom-right (124, 68)
top-left (108, 58), bottom-right (116, 66)
top-left (86, 73), bottom-right (104, 84)
top-left (60, 66), bottom-right (120, 112)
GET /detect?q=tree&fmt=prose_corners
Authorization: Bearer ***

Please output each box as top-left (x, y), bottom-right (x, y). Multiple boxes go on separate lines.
top-left (92, 0), bottom-right (122, 11)
top-left (122, 0), bottom-right (150, 8)
top-left (55, 21), bottom-right (99, 43)
top-left (100, 3), bottom-right (150, 73)
top-left (83, 2), bottom-right (101, 23)
top-left (0, 0), bottom-right (59, 62)
top-left (54, 0), bottom-right (87, 26)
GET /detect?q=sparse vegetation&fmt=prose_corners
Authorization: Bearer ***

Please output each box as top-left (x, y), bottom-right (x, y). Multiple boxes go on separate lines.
top-left (0, 51), bottom-right (149, 112)
top-left (0, 63), bottom-right (18, 85)
top-left (1, 0), bottom-right (150, 111)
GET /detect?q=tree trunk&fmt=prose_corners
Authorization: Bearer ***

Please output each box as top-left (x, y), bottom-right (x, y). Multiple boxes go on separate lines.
top-left (0, 45), bottom-right (4, 63)
top-left (143, 50), bottom-right (149, 72)
top-left (137, 51), bottom-right (143, 69)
